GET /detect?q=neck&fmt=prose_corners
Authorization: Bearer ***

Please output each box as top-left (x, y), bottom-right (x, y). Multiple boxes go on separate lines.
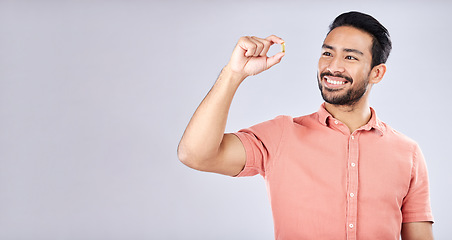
top-left (324, 98), bottom-right (372, 133)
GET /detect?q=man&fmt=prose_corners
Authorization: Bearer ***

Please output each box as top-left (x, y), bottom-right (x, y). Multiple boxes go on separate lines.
top-left (178, 11), bottom-right (434, 239)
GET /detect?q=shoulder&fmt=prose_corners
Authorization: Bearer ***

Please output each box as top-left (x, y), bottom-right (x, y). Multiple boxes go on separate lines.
top-left (381, 122), bottom-right (420, 153)
top-left (270, 112), bottom-right (319, 129)
top-left (244, 115), bottom-right (293, 135)
top-left (241, 112), bottom-right (319, 135)
top-left (249, 115), bottom-right (293, 128)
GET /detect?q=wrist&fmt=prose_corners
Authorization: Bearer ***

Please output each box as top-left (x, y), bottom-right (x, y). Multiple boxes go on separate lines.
top-left (222, 64), bottom-right (247, 85)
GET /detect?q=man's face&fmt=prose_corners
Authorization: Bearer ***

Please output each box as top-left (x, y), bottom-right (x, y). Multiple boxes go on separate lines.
top-left (317, 26), bottom-right (374, 106)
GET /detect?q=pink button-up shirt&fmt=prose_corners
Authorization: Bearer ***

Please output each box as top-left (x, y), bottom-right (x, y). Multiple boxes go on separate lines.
top-left (234, 104), bottom-right (433, 239)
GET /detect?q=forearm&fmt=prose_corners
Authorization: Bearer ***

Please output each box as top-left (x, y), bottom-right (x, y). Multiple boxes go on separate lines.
top-left (401, 222), bottom-right (434, 240)
top-left (178, 65), bottom-right (244, 168)
top-left (178, 35), bottom-right (284, 172)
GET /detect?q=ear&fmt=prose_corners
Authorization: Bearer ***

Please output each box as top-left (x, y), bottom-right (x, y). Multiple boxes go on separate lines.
top-left (369, 64), bottom-right (387, 84)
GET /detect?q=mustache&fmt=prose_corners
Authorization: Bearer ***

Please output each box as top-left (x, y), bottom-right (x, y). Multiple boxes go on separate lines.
top-left (320, 71), bottom-right (353, 84)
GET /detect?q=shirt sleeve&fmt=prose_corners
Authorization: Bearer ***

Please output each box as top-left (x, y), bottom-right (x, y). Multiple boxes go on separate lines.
top-left (232, 115), bottom-right (290, 178)
top-left (401, 144), bottom-right (434, 223)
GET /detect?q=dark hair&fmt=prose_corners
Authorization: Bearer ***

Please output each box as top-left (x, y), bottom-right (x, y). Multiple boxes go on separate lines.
top-left (329, 11), bottom-right (392, 69)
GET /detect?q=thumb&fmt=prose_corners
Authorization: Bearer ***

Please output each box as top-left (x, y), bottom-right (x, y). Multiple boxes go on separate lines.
top-left (266, 52), bottom-right (285, 69)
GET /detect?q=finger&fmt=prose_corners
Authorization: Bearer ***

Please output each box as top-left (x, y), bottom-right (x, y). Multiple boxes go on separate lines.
top-left (240, 37), bottom-right (258, 57)
top-left (246, 37), bottom-right (261, 57)
top-left (250, 36), bottom-right (266, 57)
top-left (266, 52), bottom-right (285, 69)
top-left (265, 35), bottom-right (285, 45)
top-left (252, 37), bottom-right (272, 57)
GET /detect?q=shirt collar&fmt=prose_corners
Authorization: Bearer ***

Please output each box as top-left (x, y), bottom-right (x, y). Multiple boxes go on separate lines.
top-left (317, 103), bottom-right (386, 135)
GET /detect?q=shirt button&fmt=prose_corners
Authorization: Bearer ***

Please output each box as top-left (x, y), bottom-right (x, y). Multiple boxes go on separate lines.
top-left (351, 163), bottom-right (356, 167)
top-left (351, 135), bottom-right (355, 140)
top-left (349, 223), bottom-right (354, 228)
top-left (334, 120), bottom-right (339, 124)
top-left (350, 193), bottom-right (355, 197)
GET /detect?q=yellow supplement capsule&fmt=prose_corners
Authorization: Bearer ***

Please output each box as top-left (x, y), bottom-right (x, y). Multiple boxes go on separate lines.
top-left (281, 42), bottom-right (285, 53)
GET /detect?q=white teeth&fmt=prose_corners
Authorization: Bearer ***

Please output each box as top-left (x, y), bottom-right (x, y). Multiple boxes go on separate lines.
top-left (326, 79), bottom-right (346, 85)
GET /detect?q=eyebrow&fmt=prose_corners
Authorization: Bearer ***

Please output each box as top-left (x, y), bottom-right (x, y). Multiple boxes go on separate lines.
top-left (322, 44), bottom-right (364, 56)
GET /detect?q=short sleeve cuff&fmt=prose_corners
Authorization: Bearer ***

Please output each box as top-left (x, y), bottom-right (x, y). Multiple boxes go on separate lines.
top-left (231, 132), bottom-right (261, 177)
top-left (402, 212), bottom-right (434, 223)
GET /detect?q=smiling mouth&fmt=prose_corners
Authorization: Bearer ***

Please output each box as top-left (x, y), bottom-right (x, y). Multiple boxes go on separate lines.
top-left (323, 76), bottom-right (350, 88)
top-left (326, 78), bottom-right (346, 85)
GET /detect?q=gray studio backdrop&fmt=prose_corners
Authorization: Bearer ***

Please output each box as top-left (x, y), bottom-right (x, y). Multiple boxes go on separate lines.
top-left (1, 1), bottom-right (451, 239)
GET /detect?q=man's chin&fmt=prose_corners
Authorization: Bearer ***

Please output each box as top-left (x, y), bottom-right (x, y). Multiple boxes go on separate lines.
top-left (324, 87), bottom-right (342, 93)
top-left (321, 91), bottom-right (351, 105)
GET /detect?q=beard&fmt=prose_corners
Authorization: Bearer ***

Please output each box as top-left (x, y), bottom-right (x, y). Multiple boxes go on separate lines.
top-left (317, 71), bottom-right (369, 106)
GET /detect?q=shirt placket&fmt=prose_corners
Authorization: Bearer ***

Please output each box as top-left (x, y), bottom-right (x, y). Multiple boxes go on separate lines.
top-left (346, 131), bottom-right (359, 240)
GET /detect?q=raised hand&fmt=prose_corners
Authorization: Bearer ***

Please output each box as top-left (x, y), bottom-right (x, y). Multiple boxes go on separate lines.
top-left (226, 35), bottom-right (285, 79)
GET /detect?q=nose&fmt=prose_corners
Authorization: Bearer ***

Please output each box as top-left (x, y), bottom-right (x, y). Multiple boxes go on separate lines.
top-left (326, 56), bottom-right (345, 73)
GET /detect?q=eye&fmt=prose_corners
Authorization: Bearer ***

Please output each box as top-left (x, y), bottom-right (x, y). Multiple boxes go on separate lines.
top-left (322, 52), bottom-right (332, 57)
top-left (345, 56), bottom-right (358, 60)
